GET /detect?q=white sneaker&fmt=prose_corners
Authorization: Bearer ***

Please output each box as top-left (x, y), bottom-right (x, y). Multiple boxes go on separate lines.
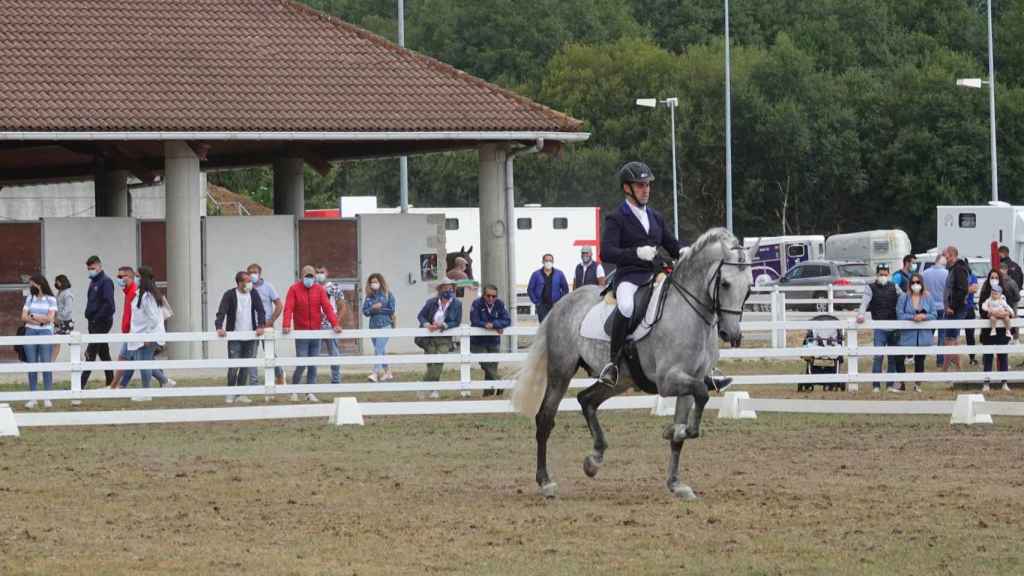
top-left (131, 396), bottom-right (152, 402)
top-left (43, 399), bottom-right (53, 408)
top-left (459, 390), bottom-right (471, 398)
top-left (368, 372), bottom-right (378, 383)
top-left (982, 383), bottom-right (991, 392)
top-left (383, 371), bottom-right (394, 381)
top-left (872, 387), bottom-right (880, 394)
top-left (166, 378), bottom-right (177, 388)
top-left (306, 393), bottom-right (320, 403)
top-left (914, 384), bottom-right (922, 393)
top-left (264, 395), bottom-right (273, 402)
top-left (429, 390), bottom-right (440, 399)
top-left (888, 386), bottom-right (902, 393)
top-left (289, 393), bottom-right (300, 402)
top-left (71, 399), bottom-right (82, 406)
top-left (1001, 383), bottom-right (1011, 392)
top-left (236, 395), bottom-right (252, 403)
top-left (24, 400), bottom-right (36, 409)
top-left (225, 395), bottom-right (235, 404)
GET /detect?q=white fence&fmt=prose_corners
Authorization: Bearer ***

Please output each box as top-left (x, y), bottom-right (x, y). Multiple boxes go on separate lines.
top-left (2, 316), bottom-right (1024, 435)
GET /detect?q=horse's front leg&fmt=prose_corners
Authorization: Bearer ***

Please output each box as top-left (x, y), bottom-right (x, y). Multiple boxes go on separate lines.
top-left (577, 379), bottom-right (630, 479)
top-left (665, 395), bottom-right (699, 500)
top-left (686, 382), bottom-right (711, 439)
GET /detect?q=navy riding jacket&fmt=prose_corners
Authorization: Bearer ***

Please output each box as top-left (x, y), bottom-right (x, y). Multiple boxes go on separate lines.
top-left (601, 202), bottom-right (684, 285)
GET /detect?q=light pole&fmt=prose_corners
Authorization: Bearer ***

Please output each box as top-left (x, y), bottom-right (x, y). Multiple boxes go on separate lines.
top-left (956, 0), bottom-right (998, 203)
top-left (398, 0), bottom-right (410, 212)
top-left (724, 0), bottom-right (734, 232)
top-left (636, 97), bottom-right (680, 238)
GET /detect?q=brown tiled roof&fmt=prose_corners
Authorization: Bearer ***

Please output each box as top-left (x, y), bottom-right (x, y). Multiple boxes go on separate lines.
top-left (0, 0), bottom-right (583, 134)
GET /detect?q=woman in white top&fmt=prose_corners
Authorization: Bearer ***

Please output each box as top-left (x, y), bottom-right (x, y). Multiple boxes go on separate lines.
top-left (118, 266), bottom-right (166, 394)
top-left (21, 273), bottom-right (58, 408)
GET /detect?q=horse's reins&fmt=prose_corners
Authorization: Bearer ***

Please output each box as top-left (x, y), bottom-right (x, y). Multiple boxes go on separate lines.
top-left (665, 245), bottom-right (751, 327)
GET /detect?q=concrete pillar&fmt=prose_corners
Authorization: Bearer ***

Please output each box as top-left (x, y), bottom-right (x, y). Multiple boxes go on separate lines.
top-left (94, 169), bottom-right (130, 217)
top-left (164, 141), bottom-right (204, 359)
top-left (478, 144), bottom-right (510, 304)
top-left (272, 157), bottom-right (305, 215)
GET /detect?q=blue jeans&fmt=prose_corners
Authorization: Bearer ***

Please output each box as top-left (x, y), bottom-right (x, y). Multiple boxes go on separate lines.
top-left (322, 338), bottom-right (342, 384)
top-left (871, 329), bottom-right (902, 389)
top-left (24, 327), bottom-right (54, 391)
top-left (292, 338), bottom-right (322, 385)
top-left (119, 344), bottom-right (157, 389)
top-left (119, 343), bottom-right (168, 386)
top-left (228, 339), bottom-right (258, 387)
top-left (372, 337), bottom-right (389, 373)
top-left (934, 308), bottom-right (945, 365)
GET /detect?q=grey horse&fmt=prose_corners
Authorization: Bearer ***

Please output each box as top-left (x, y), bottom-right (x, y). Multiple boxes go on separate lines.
top-left (512, 228), bottom-right (754, 499)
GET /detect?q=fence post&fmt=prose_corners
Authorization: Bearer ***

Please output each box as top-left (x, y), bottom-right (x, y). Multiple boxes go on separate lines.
top-left (770, 289), bottom-right (780, 348)
top-left (459, 325), bottom-right (472, 398)
top-left (827, 284), bottom-right (835, 314)
top-left (846, 319), bottom-right (859, 392)
top-left (263, 329), bottom-right (276, 395)
top-left (69, 331), bottom-right (83, 406)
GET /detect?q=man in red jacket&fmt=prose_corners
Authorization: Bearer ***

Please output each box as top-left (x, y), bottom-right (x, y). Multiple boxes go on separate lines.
top-left (283, 265), bottom-right (341, 402)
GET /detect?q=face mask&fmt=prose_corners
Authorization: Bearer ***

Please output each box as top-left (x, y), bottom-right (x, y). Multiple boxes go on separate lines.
top-left (30, 286), bottom-right (40, 296)
top-left (317, 273), bottom-right (327, 284)
top-left (87, 269), bottom-right (98, 278)
top-left (303, 277), bottom-right (314, 288)
top-left (370, 282), bottom-right (381, 291)
top-left (911, 283), bottom-right (922, 293)
top-left (543, 261), bottom-right (553, 270)
top-left (249, 273), bottom-right (260, 283)
top-left (115, 278), bottom-right (126, 288)
top-left (990, 279), bottom-right (1000, 288)
top-left (243, 282), bottom-right (253, 293)
top-left (442, 289), bottom-right (455, 300)
top-left (877, 275), bottom-right (889, 285)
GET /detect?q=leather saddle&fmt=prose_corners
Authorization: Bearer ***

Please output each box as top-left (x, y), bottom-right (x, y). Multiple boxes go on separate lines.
top-left (602, 277), bottom-right (660, 336)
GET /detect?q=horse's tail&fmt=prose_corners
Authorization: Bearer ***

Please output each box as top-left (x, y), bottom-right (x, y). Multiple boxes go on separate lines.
top-left (512, 319), bottom-right (549, 418)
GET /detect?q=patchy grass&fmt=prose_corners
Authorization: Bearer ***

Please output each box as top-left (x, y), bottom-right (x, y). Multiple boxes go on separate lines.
top-left (1, 410), bottom-right (1023, 575)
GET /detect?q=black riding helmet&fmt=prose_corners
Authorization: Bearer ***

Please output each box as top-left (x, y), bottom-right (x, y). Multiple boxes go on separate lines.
top-left (618, 161), bottom-right (655, 185)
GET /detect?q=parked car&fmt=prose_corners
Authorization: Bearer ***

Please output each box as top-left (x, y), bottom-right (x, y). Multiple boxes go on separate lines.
top-left (766, 260), bottom-right (873, 311)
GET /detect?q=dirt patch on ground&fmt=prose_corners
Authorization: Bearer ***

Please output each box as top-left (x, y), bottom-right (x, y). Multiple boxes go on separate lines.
top-left (2, 410), bottom-right (1022, 575)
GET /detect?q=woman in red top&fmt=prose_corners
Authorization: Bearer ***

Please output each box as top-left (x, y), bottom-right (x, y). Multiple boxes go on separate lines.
top-left (283, 265), bottom-right (341, 401)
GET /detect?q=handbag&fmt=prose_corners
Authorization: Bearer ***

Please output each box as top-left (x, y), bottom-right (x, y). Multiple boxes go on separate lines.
top-left (161, 297), bottom-right (174, 321)
top-left (14, 325), bottom-right (27, 362)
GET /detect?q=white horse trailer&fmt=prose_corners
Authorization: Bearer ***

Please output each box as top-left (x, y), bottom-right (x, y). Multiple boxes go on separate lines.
top-left (824, 230), bottom-right (912, 272)
top-left (334, 197), bottom-right (601, 290)
top-left (937, 204), bottom-right (1024, 262)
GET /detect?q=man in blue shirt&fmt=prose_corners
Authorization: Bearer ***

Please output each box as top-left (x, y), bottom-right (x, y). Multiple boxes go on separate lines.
top-left (527, 254), bottom-right (569, 323)
top-left (470, 284), bottom-right (512, 396)
top-left (80, 255), bottom-right (116, 389)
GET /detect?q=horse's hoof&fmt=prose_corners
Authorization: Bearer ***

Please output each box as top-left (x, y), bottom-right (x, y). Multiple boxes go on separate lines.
top-left (540, 482), bottom-right (559, 499)
top-left (583, 455), bottom-right (602, 478)
top-left (669, 483), bottom-right (700, 501)
top-left (686, 427), bottom-right (701, 440)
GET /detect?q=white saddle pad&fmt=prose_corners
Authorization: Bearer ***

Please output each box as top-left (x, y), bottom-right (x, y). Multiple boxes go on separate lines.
top-left (580, 279), bottom-right (666, 342)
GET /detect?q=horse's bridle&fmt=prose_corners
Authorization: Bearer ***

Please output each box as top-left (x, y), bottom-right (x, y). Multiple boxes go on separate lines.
top-left (666, 245), bottom-right (752, 327)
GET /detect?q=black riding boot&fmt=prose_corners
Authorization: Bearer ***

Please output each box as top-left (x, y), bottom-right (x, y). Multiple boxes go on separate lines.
top-left (598, 310), bottom-right (631, 387)
top-left (704, 374), bottom-right (734, 392)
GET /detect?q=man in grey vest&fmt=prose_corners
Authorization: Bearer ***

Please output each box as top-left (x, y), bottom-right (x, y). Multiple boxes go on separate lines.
top-left (856, 264), bottom-right (903, 392)
top-left (572, 246), bottom-right (606, 290)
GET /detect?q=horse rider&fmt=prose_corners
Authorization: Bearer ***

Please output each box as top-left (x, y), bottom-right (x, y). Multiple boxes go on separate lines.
top-left (597, 161), bottom-right (732, 391)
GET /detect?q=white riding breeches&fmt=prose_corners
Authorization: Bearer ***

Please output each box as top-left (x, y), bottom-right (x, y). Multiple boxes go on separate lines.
top-left (616, 281), bottom-right (639, 318)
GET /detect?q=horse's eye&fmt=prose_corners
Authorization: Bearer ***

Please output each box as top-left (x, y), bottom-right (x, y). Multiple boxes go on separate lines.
top-left (721, 281), bottom-right (731, 290)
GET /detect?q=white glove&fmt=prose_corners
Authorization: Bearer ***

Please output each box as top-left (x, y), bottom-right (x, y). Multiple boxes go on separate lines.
top-left (677, 247), bottom-right (690, 259)
top-left (636, 245), bottom-right (657, 261)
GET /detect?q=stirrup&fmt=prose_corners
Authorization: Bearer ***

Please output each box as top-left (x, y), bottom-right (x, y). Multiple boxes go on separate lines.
top-left (597, 362), bottom-right (618, 387)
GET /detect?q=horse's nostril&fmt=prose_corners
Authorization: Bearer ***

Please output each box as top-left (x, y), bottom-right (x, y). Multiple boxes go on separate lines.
top-left (719, 330), bottom-right (728, 341)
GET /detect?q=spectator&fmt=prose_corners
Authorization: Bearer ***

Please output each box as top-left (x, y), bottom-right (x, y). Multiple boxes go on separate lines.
top-left (527, 253), bottom-right (569, 323)
top-left (573, 246), bottom-right (606, 290)
top-left (965, 271), bottom-right (979, 366)
top-left (416, 279), bottom-right (462, 393)
top-left (998, 245), bottom-right (1024, 289)
top-left (362, 272), bottom-right (396, 382)
top-left (117, 266), bottom-right (165, 401)
top-left (113, 267), bottom-right (174, 389)
top-left (897, 273), bottom-right (937, 392)
top-left (890, 254), bottom-right (916, 294)
top-left (317, 265), bottom-right (345, 385)
top-left (283, 265), bottom-right (341, 402)
top-left (51, 274), bottom-right (74, 362)
top-left (21, 274), bottom-right (57, 409)
top-left (80, 255), bottom-right (116, 389)
top-left (921, 252), bottom-right (948, 366)
top-left (247, 263), bottom-right (285, 387)
top-left (942, 246), bottom-right (971, 372)
top-left (447, 257), bottom-right (470, 281)
top-left (470, 283), bottom-right (511, 397)
top-left (978, 269), bottom-right (1013, 392)
top-left (215, 270), bottom-right (266, 404)
top-left (999, 258), bottom-right (1021, 341)
top-left (856, 264), bottom-right (902, 392)
top-left (983, 285), bottom-right (1014, 336)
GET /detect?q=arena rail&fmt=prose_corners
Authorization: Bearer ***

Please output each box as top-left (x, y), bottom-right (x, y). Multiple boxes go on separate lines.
top-left (2, 318), bottom-right (1024, 435)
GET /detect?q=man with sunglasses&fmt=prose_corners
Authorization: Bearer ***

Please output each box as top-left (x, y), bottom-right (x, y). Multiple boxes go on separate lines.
top-left (470, 284), bottom-right (511, 396)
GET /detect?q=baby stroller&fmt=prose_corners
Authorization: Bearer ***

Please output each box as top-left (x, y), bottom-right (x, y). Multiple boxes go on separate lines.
top-left (798, 314), bottom-right (846, 392)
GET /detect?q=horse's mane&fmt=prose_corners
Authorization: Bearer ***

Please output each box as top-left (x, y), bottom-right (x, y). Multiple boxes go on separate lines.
top-left (676, 227), bottom-right (740, 267)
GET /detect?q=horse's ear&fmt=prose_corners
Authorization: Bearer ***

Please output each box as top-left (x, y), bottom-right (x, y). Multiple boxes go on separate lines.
top-left (747, 237), bottom-right (762, 261)
top-left (467, 246), bottom-right (473, 254)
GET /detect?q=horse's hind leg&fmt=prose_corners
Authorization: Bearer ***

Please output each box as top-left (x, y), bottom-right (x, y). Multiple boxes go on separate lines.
top-left (666, 395), bottom-right (699, 500)
top-left (536, 378), bottom-right (570, 499)
top-left (577, 380), bottom-right (629, 478)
